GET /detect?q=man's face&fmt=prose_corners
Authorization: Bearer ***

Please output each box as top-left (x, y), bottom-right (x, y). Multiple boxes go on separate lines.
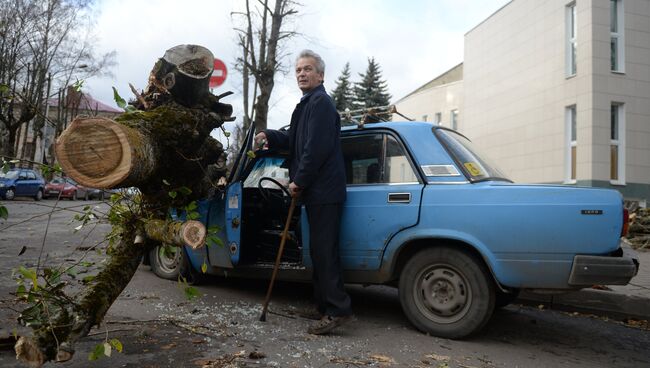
top-left (295, 57), bottom-right (323, 92)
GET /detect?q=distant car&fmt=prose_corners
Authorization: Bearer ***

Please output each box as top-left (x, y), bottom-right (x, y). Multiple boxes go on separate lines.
top-left (44, 178), bottom-right (84, 200)
top-left (0, 168), bottom-right (45, 200)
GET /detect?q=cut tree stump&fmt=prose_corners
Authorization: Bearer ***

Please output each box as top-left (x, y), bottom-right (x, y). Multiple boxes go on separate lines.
top-left (17, 44), bottom-right (234, 366)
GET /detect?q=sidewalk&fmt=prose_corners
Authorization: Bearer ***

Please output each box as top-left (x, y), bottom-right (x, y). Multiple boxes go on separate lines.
top-left (518, 249), bottom-right (650, 320)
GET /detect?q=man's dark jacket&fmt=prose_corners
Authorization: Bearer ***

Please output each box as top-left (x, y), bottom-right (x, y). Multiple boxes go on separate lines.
top-left (263, 84), bottom-right (346, 205)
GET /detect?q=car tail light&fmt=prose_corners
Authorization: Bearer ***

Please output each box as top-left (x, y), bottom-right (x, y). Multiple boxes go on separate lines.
top-left (621, 207), bottom-right (629, 237)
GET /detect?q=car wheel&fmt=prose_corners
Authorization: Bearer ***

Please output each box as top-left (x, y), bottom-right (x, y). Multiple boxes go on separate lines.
top-left (34, 189), bottom-right (43, 201)
top-left (399, 247), bottom-right (495, 339)
top-left (71, 191), bottom-right (77, 201)
top-left (149, 244), bottom-right (203, 284)
top-left (99, 192), bottom-right (105, 201)
top-left (4, 188), bottom-right (15, 200)
top-left (84, 192), bottom-right (89, 201)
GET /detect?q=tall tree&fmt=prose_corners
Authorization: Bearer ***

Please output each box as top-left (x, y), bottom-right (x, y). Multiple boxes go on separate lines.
top-left (330, 62), bottom-right (354, 112)
top-left (0, 0), bottom-right (115, 160)
top-left (233, 0), bottom-right (299, 141)
top-left (352, 57), bottom-right (391, 110)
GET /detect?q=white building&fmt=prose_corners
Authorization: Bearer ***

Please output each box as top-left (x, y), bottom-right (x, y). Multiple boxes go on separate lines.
top-left (395, 0), bottom-right (650, 205)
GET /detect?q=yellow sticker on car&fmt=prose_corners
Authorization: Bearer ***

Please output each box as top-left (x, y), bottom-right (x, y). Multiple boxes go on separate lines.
top-left (464, 162), bottom-right (483, 176)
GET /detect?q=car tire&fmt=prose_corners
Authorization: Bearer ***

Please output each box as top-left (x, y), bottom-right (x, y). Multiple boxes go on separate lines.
top-left (398, 247), bottom-right (495, 339)
top-left (149, 244), bottom-right (204, 284)
top-left (34, 189), bottom-right (43, 201)
top-left (99, 192), bottom-right (105, 201)
top-left (84, 192), bottom-right (89, 201)
top-left (4, 188), bottom-right (15, 200)
top-left (71, 191), bottom-right (77, 201)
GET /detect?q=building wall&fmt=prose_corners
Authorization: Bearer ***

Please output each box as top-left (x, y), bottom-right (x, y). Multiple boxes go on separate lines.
top-left (589, 0), bottom-right (650, 202)
top-left (462, 0), bottom-right (650, 202)
top-left (394, 80), bottom-right (463, 127)
top-left (464, 0), bottom-right (595, 183)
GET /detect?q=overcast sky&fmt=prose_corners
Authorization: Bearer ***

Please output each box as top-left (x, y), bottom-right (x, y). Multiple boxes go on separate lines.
top-left (85, 0), bottom-right (510, 138)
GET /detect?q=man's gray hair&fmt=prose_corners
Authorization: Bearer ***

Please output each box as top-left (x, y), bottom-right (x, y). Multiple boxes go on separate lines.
top-left (296, 49), bottom-right (325, 74)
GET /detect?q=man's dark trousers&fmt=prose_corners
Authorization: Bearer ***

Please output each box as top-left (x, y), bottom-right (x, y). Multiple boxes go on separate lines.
top-left (306, 203), bottom-right (352, 317)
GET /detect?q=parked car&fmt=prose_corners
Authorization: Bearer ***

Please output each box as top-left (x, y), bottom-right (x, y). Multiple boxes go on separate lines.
top-left (146, 121), bottom-right (639, 339)
top-left (0, 168), bottom-right (45, 200)
top-left (44, 177), bottom-right (84, 200)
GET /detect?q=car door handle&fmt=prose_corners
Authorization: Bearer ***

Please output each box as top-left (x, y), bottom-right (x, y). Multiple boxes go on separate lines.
top-left (388, 193), bottom-right (411, 203)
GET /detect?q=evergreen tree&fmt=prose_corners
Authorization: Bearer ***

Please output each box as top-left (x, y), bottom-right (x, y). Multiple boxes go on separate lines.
top-left (352, 57), bottom-right (392, 109)
top-left (330, 62), bottom-right (354, 112)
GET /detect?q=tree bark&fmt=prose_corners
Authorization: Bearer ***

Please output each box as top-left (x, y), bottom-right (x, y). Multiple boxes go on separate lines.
top-left (16, 44), bottom-right (234, 366)
top-left (143, 219), bottom-right (206, 249)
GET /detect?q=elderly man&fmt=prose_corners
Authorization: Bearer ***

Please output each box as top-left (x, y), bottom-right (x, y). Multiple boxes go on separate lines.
top-left (255, 49), bottom-right (352, 335)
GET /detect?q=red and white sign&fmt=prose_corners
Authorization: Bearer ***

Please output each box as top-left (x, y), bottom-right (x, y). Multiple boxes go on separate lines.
top-left (209, 58), bottom-right (228, 88)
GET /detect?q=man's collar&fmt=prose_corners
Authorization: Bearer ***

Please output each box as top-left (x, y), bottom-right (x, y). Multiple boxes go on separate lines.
top-left (300, 84), bottom-right (325, 102)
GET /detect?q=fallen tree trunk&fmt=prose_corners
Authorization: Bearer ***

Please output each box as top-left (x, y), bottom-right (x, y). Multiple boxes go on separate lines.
top-left (142, 219), bottom-right (206, 249)
top-left (16, 44), bottom-right (234, 366)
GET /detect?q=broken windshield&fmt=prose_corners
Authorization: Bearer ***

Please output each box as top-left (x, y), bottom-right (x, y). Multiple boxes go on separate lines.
top-left (435, 129), bottom-right (511, 183)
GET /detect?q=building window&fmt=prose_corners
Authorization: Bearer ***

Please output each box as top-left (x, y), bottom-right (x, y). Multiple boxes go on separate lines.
top-left (451, 109), bottom-right (458, 130)
top-left (610, 0), bottom-right (625, 72)
top-left (422, 114), bottom-right (428, 122)
top-left (566, 3), bottom-right (577, 76)
top-left (434, 112), bottom-right (442, 125)
top-left (565, 105), bottom-right (577, 183)
top-left (610, 103), bottom-right (625, 184)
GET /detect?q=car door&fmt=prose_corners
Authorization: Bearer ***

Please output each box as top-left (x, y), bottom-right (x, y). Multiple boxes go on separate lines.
top-left (26, 171), bottom-right (40, 196)
top-left (15, 170), bottom-right (29, 196)
top-left (338, 131), bottom-right (424, 270)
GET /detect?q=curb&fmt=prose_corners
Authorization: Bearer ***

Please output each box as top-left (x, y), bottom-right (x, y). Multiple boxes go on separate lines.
top-left (517, 289), bottom-right (650, 321)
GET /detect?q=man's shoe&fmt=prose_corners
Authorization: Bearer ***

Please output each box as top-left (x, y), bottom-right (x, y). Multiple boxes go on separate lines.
top-left (307, 315), bottom-right (351, 335)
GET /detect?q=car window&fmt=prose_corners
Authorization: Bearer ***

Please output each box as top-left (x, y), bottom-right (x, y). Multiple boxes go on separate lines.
top-left (27, 172), bottom-right (36, 180)
top-left (384, 135), bottom-right (419, 184)
top-left (341, 133), bottom-right (418, 185)
top-left (50, 178), bottom-right (65, 184)
top-left (243, 157), bottom-right (289, 189)
top-left (1, 171), bottom-right (19, 179)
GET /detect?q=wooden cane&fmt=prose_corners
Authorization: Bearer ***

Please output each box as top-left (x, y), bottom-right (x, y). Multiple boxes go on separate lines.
top-left (259, 196), bottom-right (297, 321)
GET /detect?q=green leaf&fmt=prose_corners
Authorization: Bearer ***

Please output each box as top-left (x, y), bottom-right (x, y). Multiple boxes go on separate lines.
top-left (72, 79), bottom-right (84, 92)
top-left (18, 266), bottom-right (38, 290)
top-left (89, 343), bottom-right (105, 361)
top-left (0, 83), bottom-right (9, 94)
top-left (66, 267), bottom-right (78, 278)
top-left (223, 131), bottom-right (231, 137)
top-left (186, 201), bottom-right (198, 212)
top-left (109, 338), bottom-right (123, 353)
top-left (187, 212), bottom-right (200, 220)
top-left (246, 150), bottom-right (256, 159)
top-left (112, 87), bottom-right (127, 110)
top-left (178, 186), bottom-right (192, 196)
top-left (207, 235), bottom-right (224, 247)
top-left (82, 275), bottom-right (96, 284)
top-left (16, 284), bottom-right (26, 298)
top-left (168, 191), bottom-right (177, 199)
top-left (0, 205), bottom-right (8, 220)
top-left (201, 262), bottom-right (207, 274)
top-left (184, 286), bottom-right (200, 300)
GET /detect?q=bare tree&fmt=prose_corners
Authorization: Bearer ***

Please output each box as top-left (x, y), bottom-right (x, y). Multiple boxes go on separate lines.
top-left (232, 0), bottom-right (299, 138)
top-left (0, 0), bottom-right (115, 160)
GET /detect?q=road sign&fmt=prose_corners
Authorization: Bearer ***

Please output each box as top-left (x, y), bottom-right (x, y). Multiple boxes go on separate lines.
top-left (209, 58), bottom-right (227, 88)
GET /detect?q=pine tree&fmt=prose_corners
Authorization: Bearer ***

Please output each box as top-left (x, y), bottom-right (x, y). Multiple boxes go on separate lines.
top-left (352, 57), bottom-right (391, 110)
top-left (330, 62), bottom-right (354, 112)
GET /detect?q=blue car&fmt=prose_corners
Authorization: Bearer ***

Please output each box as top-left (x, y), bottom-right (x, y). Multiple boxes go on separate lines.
top-left (0, 168), bottom-right (45, 201)
top-left (147, 121), bottom-right (639, 338)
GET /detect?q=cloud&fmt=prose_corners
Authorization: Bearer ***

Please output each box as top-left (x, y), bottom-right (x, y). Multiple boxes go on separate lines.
top-left (84, 0), bottom-right (509, 131)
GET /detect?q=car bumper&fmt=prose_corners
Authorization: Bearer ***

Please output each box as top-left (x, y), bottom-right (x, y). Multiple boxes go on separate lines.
top-left (568, 241), bottom-right (639, 286)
